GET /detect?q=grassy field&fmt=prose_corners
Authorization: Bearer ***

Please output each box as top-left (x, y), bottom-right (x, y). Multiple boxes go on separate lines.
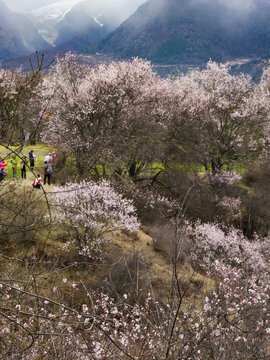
top-left (0, 144), bottom-right (51, 180)
top-left (0, 144), bottom-right (247, 182)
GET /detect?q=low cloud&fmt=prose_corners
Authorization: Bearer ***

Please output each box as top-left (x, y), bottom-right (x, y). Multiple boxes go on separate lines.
top-left (2, 0), bottom-right (146, 13)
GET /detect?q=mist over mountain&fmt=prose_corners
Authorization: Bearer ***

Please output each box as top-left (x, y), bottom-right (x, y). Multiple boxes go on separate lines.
top-left (29, 1), bottom-right (86, 44)
top-left (94, 0), bottom-right (270, 65)
top-left (53, 1), bottom-right (111, 48)
top-left (54, 0), bottom-right (146, 50)
top-left (1, 0), bottom-right (270, 78)
top-left (1, 0), bottom-right (146, 46)
top-left (1, 0), bottom-right (58, 12)
top-left (0, 1), bottom-right (51, 61)
top-left (0, 0), bottom-right (147, 63)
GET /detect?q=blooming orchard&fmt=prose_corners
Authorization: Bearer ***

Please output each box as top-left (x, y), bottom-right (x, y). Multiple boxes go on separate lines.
top-left (0, 55), bottom-right (269, 359)
top-left (41, 57), bottom-right (269, 177)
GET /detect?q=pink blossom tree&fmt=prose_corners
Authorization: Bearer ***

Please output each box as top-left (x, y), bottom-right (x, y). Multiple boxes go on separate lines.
top-left (169, 62), bottom-right (267, 173)
top-left (188, 222), bottom-right (270, 358)
top-left (41, 54), bottom-right (166, 178)
top-left (52, 179), bottom-right (140, 259)
top-left (0, 59), bottom-right (45, 146)
top-left (254, 63), bottom-right (270, 158)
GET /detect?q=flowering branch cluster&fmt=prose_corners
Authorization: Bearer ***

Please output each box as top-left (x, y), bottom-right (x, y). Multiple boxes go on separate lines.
top-left (188, 222), bottom-right (270, 357)
top-left (52, 180), bottom-right (140, 259)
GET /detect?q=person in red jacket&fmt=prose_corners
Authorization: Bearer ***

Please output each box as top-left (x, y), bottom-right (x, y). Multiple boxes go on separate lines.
top-left (51, 151), bottom-right (57, 164)
top-left (32, 175), bottom-right (42, 189)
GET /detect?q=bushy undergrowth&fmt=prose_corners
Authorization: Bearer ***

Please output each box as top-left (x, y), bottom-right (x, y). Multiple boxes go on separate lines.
top-left (0, 181), bottom-right (49, 248)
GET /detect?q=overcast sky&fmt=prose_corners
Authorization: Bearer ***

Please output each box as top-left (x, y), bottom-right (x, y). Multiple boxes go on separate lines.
top-left (3, 0), bottom-right (269, 21)
top-left (2, 0), bottom-right (146, 12)
top-left (3, 0), bottom-right (269, 13)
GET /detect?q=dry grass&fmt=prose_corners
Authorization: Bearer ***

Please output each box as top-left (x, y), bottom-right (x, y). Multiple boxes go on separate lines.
top-left (0, 177), bottom-right (214, 312)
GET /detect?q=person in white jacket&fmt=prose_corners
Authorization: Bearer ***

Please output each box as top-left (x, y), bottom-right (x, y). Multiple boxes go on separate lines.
top-left (44, 153), bottom-right (52, 163)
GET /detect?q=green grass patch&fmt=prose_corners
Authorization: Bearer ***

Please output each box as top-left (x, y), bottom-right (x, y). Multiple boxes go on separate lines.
top-left (0, 144), bottom-right (248, 181)
top-left (0, 144), bottom-right (51, 179)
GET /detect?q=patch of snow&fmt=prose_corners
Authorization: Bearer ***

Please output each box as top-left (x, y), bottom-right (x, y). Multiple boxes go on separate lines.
top-left (93, 15), bottom-right (104, 27)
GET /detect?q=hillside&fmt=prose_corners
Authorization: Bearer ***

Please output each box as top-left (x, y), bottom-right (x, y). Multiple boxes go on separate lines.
top-left (54, 1), bottom-right (110, 50)
top-left (2, 0), bottom-right (270, 79)
top-left (95, 0), bottom-right (270, 65)
top-left (0, 1), bottom-right (51, 60)
top-left (55, 0), bottom-right (147, 51)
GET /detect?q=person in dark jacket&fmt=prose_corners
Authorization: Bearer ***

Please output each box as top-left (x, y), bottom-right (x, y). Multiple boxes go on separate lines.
top-left (20, 156), bottom-right (28, 179)
top-left (43, 161), bottom-right (53, 185)
top-left (29, 149), bottom-right (35, 171)
top-left (11, 156), bottom-right (18, 178)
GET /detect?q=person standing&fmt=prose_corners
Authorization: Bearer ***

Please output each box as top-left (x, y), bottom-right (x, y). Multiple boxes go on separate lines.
top-left (43, 161), bottom-right (53, 186)
top-left (0, 158), bottom-right (8, 181)
top-left (20, 156), bottom-right (28, 179)
top-left (29, 149), bottom-right (35, 171)
top-left (11, 156), bottom-right (18, 179)
top-left (51, 151), bottom-right (57, 164)
top-left (44, 153), bottom-right (52, 164)
top-left (51, 151), bottom-right (57, 184)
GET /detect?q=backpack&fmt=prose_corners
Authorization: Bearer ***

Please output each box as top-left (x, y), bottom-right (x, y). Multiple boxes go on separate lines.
top-left (47, 165), bottom-right (53, 174)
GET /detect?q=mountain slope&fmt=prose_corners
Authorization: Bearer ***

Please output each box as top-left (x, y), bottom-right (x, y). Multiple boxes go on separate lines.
top-left (54, 1), bottom-right (109, 48)
top-left (0, 1), bottom-right (51, 61)
top-left (55, 0), bottom-right (146, 51)
top-left (95, 0), bottom-right (270, 65)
